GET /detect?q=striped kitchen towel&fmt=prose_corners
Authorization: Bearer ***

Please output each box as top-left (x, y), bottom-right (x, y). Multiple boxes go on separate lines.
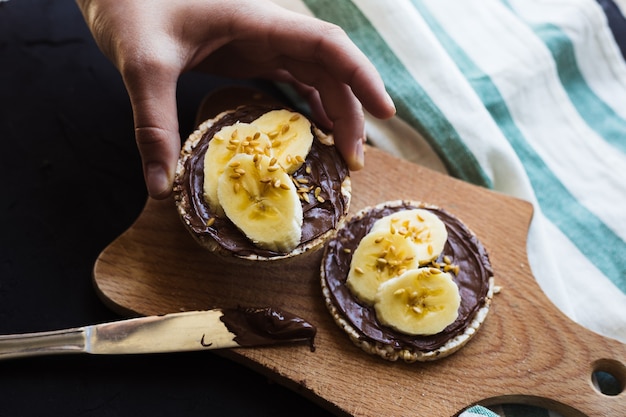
top-left (274, 0), bottom-right (626, 415)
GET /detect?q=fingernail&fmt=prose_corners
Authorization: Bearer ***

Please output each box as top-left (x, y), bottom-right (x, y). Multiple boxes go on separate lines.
top-left (146, 163), bottom-right (170, 198)
top-left (385, 92), bottom-right (396, 114)
top-left (353, 138), bottom-right (364, 170)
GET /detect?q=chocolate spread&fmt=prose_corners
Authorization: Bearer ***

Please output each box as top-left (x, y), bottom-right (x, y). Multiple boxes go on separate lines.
top-left (176, 105), bottom-right (349, 257)
top-left (322, 202), bottom-right (493, 352)
top-left (221, 307), bottom-right (316, 351)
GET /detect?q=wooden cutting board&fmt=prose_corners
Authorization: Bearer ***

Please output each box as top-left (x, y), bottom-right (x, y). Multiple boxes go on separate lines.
top-left (93, 88), bottom-right (625, 417)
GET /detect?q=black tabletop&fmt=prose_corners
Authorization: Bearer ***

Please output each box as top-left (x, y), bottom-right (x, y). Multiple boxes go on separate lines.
top-left (0, 1), bottom-right (334, 416)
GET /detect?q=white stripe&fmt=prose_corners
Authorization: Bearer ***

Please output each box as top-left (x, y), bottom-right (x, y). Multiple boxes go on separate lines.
top-left (508, 0), bottom-right (626, 122)
top-left (528, 207), bottom-right (626, 343)
top-left (364, 116), bottom-right (448, 174)
top-left (526, 211), bottom-right (577, 321)
top-left (360, 0), bottom-right (626, 342)
top-left (423, 0), bottom-right (626, 241)
top-left (542, 219), bottom-right (626, 343)
top-left (353, 0), bottom-right (533, 195)
top-left (276, 0), bottom-right (529, 196)
top-left (273, 0), bottom-right (626, 341)
top-left (270, 0), bottom-right (447, 172)
top-left (271, 0), bottom-right (313, 16)
top-left (513, 113), bottom-right (626, 240)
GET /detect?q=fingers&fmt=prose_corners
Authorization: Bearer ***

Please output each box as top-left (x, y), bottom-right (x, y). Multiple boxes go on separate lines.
top-left (268, 70), bottom-right (332, 129)
top-left (80, 0), bottom-right (395, 194)
top-left (215, 7), bottom-right (395, 170)
top-left (247, 66), bottom-right (365, 170)
top-left (204, 5), bottom-right (396, 121)
top-left (277, 60), bottom-right (366, 170)
top-left (76, 0), bottom-right (185, 199)
top-left (122, 62), bottom-right (181, 199)
top-left (263, 14), bottom-right (396, 119)
top-left (331, 90), bottom-right (366, 171)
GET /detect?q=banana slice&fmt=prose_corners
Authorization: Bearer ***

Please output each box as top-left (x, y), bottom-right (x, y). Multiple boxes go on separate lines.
top-left (217, 153), bottom-right (303, 253)
top-left (204, 123), bottom-right (273, 214)
top-left (251, 109), bottom-right (313, 174)
top-left (346, 230), bottom-right (421, 305)
top-left (374, 268), bottom-right (461, 336)
top-left (370, 209), bottom-right (448, 265)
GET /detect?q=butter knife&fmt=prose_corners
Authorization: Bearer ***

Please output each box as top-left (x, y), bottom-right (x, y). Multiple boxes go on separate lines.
top-left (0, 307), bottom-right (316, 360)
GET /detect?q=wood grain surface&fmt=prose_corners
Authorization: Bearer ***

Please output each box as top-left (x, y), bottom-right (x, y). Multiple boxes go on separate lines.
top-left (92, 89), bottom-right (625, 417)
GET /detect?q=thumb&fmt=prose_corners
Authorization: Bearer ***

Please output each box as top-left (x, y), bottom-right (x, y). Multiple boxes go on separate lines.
top-left (124, 69), bottom-right (181, 199)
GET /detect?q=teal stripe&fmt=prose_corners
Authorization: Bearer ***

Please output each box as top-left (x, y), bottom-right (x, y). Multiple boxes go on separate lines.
top-left (541, 23), bottom-right (626, 152)
top-left (462, 405), bottom-right (501, 417)
top-left (502, 2), bottom-right (626, 154)
top-left (410, 0), bottom-right (626, 292)
top-left (301, 0), bottom-right (492, 188)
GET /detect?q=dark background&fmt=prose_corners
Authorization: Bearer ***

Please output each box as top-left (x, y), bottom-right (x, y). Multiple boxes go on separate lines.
top-left (0, 1), bottom-right (333, 416)
top-left (2, 1), bottom-right (625, 416)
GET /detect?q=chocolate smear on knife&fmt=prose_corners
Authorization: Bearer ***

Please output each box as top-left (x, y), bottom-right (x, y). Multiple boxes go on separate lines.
top-left (220, 307), bottom-right (317, 351)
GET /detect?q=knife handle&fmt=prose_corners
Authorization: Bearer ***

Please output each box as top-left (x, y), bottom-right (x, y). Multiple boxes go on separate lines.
top-left (0, 328), bottom-right (86, 360)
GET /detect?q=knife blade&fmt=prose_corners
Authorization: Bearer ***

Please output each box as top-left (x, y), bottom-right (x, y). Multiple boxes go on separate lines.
top-left (0, 307), bottom-right (316, 360)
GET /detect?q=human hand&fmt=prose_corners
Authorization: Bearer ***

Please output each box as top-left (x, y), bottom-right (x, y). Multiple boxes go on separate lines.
top-left (76, 0), bottom-right (396, 199)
